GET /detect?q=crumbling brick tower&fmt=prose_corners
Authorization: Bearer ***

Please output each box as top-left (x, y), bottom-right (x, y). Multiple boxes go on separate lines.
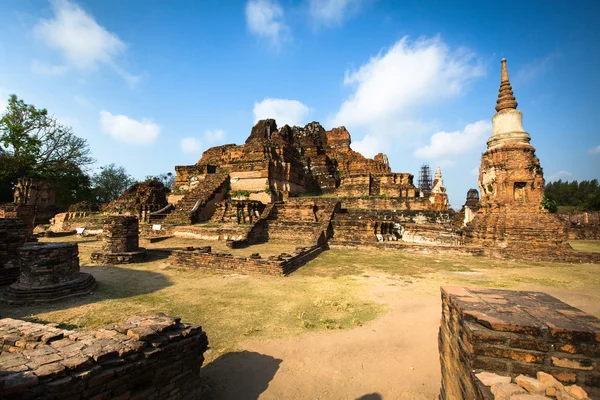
top-left (463, 59), bottom-right (568, 249)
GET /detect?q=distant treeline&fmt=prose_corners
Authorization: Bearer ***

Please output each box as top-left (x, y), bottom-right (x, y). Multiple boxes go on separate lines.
top-left (545, 179), bottom-right (600, 212)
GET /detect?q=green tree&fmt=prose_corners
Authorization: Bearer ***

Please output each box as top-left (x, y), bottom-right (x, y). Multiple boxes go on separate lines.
top-left (545, 179), bottom-right (600, 212)
top-left (0, 94), bottom-right (95, 207)
top-left (92, 164), bottom-right (136, 203)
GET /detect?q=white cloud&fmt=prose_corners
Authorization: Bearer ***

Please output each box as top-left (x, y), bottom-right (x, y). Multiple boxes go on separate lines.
top-left (330, 36), bottom-right (484, 156)
top-left (245, 0), bottom-right (289, 47)
top-left (548, 170), bottom-right (573, 182)
top-left (589, 145), bottom-right (600, 155)
top-left (204, 129), bottom-right (225, 143)
top-left (414, 120), bottom-right (491, 159)
top-left (334, 36), bottom-right (484, 127)
top-left (308, 0), bottom-right (363, 26)
top-left (34, 0), bottom-right (138, 83)
top-left (470, 167), bottom-right (479, 176)
top-left (180, 129), bottom-right (226, 154)
top-left (99, 110), bottom-right (160, 145)
top-left (181, 137), bottom-right (203, 154)
top-left (31, 59), bottom-right (69, 75)
top-left (253, 98), bottom-right (310, 127)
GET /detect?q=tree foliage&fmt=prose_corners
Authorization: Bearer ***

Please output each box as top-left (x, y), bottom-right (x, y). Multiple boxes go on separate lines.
top-left (92, 164), bottom-right (136, 203)
top-left (545, 179), bottom-right (600, 212)
top-left (0, 94), bottom-right (95, 207)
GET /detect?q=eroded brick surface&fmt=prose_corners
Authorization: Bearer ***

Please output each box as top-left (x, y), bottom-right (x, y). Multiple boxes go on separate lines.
top-left (0, 314), bottom-right (208, 400)
top-left (439, 286), bottom-right (600, 399)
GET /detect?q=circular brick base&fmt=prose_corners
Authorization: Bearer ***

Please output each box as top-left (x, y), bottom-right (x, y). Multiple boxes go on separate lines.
top-left (2, 272), bottom-right (98, 305)
top-left (90, 249), bottom-right (147, 264)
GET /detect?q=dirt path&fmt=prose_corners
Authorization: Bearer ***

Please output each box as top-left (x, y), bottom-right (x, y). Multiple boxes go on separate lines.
top-left (202, 272), bottom-right (600, 400)
top-left (204, 276), bottom-right (441, 400)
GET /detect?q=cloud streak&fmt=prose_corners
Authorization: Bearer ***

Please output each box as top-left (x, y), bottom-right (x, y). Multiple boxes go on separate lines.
top-left (34, 0), bottom-right (138, 83)
top-left (253, 98), bottom-right (310, 127)
top-left (331, 35), bottom-right (485, 157)
top-left (99, 110), bottom-right (160, 145)
top-left (308, 0), bottom-right (364, 26)
top-left (414, 120), bottom-right (491, 159)
top-left (245, 0), bottom-right (289, 48)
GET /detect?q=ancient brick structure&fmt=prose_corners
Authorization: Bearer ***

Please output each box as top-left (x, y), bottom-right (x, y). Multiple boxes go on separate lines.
top-left (455, 189), bottom-right (480, 229)
top-left (2, 242), bottom-right (97, 304)
top-left (169, 244), bottom-right (323, 276)
top-left (0, 218), bottom-right (29, 286)
top-left (439, 286), bottom-right (600, 399)
top-left (13, 178), bottom-right (57, 224)
top-left (331, 206), bottom-right (458, 246)
top-left (172, 120), bottom-right (430, 207)
top-left (91, 216), bottom-right (147, 264)
top-left (429, 167), bottom-right (449, 210)
top-left (163, 171), bottom-right (229, 225)
top-left (558, 211), bottom-right (600, 240)
top-left (104, 179), bottom-right (170, 221)
top-left (211, 199), bottom-right (265, 224)
top-left (0, 314), bottom-right (208, 399)
top-left (0, 203), bottom-right (36, 238)
top-left (463, 59), bottom-right (569, 250)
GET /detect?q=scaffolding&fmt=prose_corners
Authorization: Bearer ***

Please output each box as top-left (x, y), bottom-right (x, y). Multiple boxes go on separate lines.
top-left (418, 163), bottom-right (433, 197)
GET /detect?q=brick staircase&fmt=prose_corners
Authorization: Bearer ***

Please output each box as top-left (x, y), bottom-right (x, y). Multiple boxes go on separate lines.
top-left (263, 199), bottom-right (339, 244)
top-left (163, 173), bottom-right (229, 225)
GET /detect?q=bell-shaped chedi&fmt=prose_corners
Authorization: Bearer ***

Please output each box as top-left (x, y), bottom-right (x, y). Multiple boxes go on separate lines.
top-left (429, 166), bottom-right (449, 210)
top-left (463, 59), bottom-right (568, 250)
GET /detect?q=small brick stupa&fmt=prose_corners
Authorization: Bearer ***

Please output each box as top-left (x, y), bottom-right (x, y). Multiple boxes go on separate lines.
top-left (463, 59), bottom-right (568, 250)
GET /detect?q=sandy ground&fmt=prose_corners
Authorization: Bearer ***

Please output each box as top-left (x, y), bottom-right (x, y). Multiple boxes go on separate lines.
top-left (203, 273), bottom-right (600, 400)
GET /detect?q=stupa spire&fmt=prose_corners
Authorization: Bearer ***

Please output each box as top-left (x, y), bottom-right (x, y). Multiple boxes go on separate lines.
top-left (495, 58), bottom-right (518, 113)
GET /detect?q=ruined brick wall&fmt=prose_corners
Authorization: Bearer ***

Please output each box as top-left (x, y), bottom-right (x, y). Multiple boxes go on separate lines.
top-left (331, 208), bottom-right (457, 245)
top-left (0, 218), bottom-right (28, 286)
top-left (101, 216), bottom-right (140, 253)
top-left (211, 199), bottom-right (265, 224)
top-left (438, 286), bottom-right (600, 399)
top-left (0, 204), bottom-right (36, 237)
top-left (558, 211), bottom-right (600, 240)
top-left (0, 314), bottom-right (208, 399)
top-left (339, 197), bottom-right (437, 211)
top-left (168, 244), bottom-right (322, 276)
top-left (104, 180), bottom-right (170, 217)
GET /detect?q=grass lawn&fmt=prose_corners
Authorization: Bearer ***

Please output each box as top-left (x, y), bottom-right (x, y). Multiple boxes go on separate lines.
top-left (1, 236), bottom-right (598, 364)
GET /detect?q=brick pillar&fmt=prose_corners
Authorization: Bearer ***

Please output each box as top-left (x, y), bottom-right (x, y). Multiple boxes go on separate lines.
top-left (102, 215), bottom-right (140, 253)
top-left (438, 286), bottom-right (600, 399)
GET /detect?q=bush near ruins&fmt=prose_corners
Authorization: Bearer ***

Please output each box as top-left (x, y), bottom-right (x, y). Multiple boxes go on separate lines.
top-left (0, 94), bottom-right (94, 207)
top-left (230, 190), bottom-right (250, 199)
top-left (545, 179), bottom-right (600, 212)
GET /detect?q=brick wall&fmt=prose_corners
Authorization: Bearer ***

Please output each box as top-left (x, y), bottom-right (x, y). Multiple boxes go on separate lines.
top-left (0, 314), bottom-right (208, 400)
top-left (558, 211), bottom-right (600, 240)
top-left (168, 244), bottom-right (322, 276)
top-left (0, 218), bottom-right (28, 286)
top-left (438, 286), bottom-right (600, 399)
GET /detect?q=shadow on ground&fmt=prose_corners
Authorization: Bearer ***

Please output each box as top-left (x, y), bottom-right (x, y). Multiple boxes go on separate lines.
top-left (356, 394), bottom-right (383, 400)
top-left (202, 351), bottom-right (282, 400)
top-left (0, 264), bottom-right (173, 320)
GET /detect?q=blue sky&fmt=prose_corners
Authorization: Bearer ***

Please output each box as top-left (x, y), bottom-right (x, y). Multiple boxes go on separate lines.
top-left (1, 0), bottom-right (599, 207)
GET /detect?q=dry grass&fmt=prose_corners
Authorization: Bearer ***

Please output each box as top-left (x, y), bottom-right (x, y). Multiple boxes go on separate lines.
top-left (2, 235), bottom-right (599, 363)
top-left (569, 240), bottom-right (600, 253)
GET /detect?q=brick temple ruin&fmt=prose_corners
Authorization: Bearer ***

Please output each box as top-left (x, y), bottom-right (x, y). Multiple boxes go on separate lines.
top-left (35, 58), bottom-right (599, 276)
